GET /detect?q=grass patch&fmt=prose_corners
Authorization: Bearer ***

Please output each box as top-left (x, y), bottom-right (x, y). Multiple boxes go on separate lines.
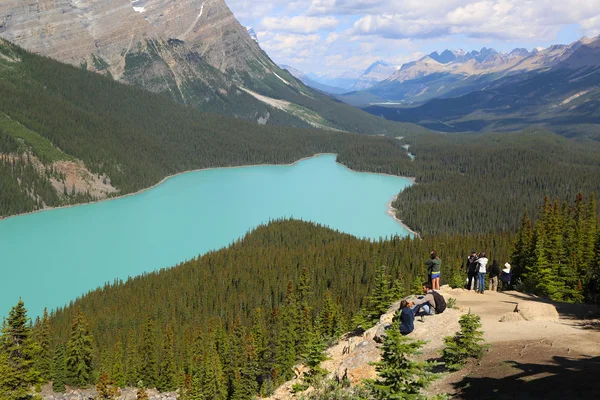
top-left (0, 112), bottom-right (72, 163)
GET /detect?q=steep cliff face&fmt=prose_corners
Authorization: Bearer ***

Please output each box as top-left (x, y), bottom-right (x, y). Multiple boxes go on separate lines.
top-left (0, 0), bottom-right (270, 78)
top-left (0, 0), bottom-right (311, 123)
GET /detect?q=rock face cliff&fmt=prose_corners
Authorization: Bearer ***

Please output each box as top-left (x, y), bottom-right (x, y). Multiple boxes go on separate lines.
top-left (1, 0), bottom-right (267, 78)
top-left (0, 0), bottom-right (308, 121)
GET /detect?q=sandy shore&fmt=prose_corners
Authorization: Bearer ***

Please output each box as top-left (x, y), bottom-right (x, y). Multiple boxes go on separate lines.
top-left (0, 153), bottom-right (418, 236)
top-left (387, 196), bottom-right (421, 239)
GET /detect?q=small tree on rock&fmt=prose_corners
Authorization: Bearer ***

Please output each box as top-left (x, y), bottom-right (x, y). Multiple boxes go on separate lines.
top-left (442, 311), bottom-right (486, 371)
top-left (95, 373), bottom-right (120, 399)
top-left (368, 321), bottom-right (439, 399)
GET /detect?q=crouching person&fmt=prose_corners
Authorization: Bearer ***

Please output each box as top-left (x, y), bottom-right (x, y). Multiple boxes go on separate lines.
top-left (393, 300), bottom-right (415, 335)
top-left (410, 282), bottom-right (436, 319)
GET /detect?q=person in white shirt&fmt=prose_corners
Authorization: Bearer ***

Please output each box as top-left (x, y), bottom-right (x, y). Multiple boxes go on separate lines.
top-left (476, 251), bottom-right (489, 294)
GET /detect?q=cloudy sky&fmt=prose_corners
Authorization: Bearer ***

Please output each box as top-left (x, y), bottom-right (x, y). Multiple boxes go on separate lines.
top-left (224, 0), bottom-right (600, 75)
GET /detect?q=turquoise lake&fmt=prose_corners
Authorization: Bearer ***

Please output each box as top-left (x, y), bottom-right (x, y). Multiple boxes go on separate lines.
top-left (0, 154), bottom-right (413, 318)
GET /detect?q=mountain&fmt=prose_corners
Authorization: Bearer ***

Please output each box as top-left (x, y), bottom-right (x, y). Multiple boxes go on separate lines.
top-left (280, 64), bottom-right (348, 94)
top-left (306, 69), bottom-right (362, 91)
top-left (338, 38), bottom-right (599, 107)
top-left (0, 0), bottom-right (405, 134)
top-left (246, 27), bottom-right (259, 43)
top-left (352, 60), bottom-right (399, 90)
top-left (363, 37), bottom-right (600, 138)
top-left (0, 39), bottom-right (418, 218)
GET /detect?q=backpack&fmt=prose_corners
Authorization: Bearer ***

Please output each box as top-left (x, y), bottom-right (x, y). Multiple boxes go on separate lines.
top-left (431, 291), bottom-right (446, 314)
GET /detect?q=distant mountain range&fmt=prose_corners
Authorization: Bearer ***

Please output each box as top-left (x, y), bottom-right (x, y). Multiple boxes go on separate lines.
top-left (282, 60), bottom-right (399, 94)
top-left (360, 36), bottom-right (600, 138)
top-left (340, 38), bottom-right (600, 107)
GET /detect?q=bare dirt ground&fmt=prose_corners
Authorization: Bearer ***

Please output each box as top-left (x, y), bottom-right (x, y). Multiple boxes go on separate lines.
top-left (425, 287), bottom-right (600, 399)
top-left (265, 286), bottom-right (600, 399)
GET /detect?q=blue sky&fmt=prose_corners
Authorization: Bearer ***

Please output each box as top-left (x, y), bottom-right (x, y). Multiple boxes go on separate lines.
top-left (225, 0), bottom-right (600, 75)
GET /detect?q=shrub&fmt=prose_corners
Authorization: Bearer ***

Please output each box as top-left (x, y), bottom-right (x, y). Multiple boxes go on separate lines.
top-left (442, 311), bottom-right (487, 371)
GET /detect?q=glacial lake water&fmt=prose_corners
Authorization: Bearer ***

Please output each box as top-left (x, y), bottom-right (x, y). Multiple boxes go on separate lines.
top-left (0, 154), bottom-right (413, 318)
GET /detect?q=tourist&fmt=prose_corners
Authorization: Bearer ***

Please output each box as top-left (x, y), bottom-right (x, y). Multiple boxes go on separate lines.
top-left (500, 262), bottom-right (512, 291)
top-left (488, 260), bottom-right (501, 292)
top-left (394, 300), bottom-right (415, 335)
top-left (425, 250), bottom-right (441, 290)
top-left (411, 282), bottom-right (436, 318)
top-left (476, 252), bottom-right (489, 294)
top-left (466, 250), bottom-right (479, 291)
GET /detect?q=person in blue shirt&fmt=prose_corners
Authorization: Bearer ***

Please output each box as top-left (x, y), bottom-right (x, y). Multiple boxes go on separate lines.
top-left (394, 300), bottom-right (415, 335)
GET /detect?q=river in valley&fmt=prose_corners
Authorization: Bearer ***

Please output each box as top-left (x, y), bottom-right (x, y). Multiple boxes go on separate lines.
top-left (0, 154), bottom-right (413, 317)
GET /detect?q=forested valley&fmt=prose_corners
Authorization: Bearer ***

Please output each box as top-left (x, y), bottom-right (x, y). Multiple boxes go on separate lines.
top-left (2, 192), bottom-right (599, 399)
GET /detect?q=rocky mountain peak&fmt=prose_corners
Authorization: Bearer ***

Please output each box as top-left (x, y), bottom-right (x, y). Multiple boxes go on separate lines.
top-left (0, 0), bottom-right (268, 79)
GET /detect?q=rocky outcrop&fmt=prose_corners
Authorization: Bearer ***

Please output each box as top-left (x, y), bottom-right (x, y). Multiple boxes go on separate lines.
top-left (500, 301), bottom-right (560, 322)
top-left (41, 386), bottom-right (176, 400)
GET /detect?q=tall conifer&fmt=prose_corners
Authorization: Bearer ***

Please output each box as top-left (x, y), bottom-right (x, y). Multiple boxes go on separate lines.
top-left (36, 308), bottom-right (52, 382)
top-left (66, 310), bottom-right (94, 387)
top-left (138, 317), bottom-right (158, 388)
top-left (157, 325), bottom-right (177, 392)
top-left (52, 344), bottom-right (67, 392)
top-left (0, 300), bottom-right (40, 400)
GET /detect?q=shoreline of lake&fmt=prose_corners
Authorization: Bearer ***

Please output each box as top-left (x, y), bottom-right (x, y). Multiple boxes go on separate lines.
top-left (1, 153), bottom-right (417, 235)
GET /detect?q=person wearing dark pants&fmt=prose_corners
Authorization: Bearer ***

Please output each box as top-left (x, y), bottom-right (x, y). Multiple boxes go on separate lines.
top-left (488, 260), bottom-right (501, 292)
top-left (466, 251), bottom-right (479, 291)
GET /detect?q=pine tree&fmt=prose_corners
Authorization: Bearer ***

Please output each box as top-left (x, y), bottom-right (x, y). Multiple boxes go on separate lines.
top-left (52, 344), bottom-right (67, 393)
top-left (442, 311), bottom-right (486, 371)
top-left (0, 300), bottom-right (41, 400)
top-left (66, 310), bottom-right (94, 387)
top-left (110, 339), bottom-right (125, 388)
top-left (138, 317), bottom-right (158, 388)
top-left (302, 332), bottom-right (329, 384)
top-left (157, 325), bottom-right (177, 392)
top-left (36, 308), bottom-right (53, 382)
top-left (368, 321), bottom-right (439, 399)
top-left (201, 341), bottom-right (227, 400)
top-left (296, 268), bottom-right (313, 357)
top-left (511, 212), bottom-right (533, 279)
top-left (275, 282), bottom-right (299, 382)
top-left (125, 331), bottom-right (139, 386)
top-left (231, 332), bottom-right (259, 400)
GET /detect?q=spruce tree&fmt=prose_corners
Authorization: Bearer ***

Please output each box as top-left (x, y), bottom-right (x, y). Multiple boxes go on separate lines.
top-left (36, 308), bottom-right (53, 382)
top-left (110, 339), bottom-right (125, 388)
top-left (201, 341), bottom-right (227, 400)
top-left (302, 332), bottom-right (329, 384)
top-left (157, 325), bottom-right (177, 392)
top-left (231, 332), bottom-right (259, 400)
top-left (125, 331), bottom-right (139, 386)
top-left (368, 321), bottom-right (439, 399)
top-left (138, 317), bottom-right (158, 388)
top-left (275, 282), bottom-right (299, 382)
top-left (442, 311), bottom-right (486, 371)
top-left (66, 310), bottom-right (94, 387)
top-left (52, 344), bottom-right (67, 393)
top-left (0, 300), bottom-right (41, 400)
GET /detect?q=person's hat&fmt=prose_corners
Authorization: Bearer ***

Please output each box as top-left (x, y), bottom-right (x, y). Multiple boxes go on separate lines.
top-left (471, 250), bottom-right (477, 254)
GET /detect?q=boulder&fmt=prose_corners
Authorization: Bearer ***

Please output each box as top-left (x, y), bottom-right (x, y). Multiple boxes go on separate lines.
top-left (514, 301), bottom-right (559, 321)
top-left (499, 311), bottom-right (525, 322)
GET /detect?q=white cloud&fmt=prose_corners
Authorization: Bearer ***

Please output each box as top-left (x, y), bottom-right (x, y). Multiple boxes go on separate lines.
top-left (261, 16), bottom-right (339, 33)
top-left (224, 0), bottom-right (600, 74)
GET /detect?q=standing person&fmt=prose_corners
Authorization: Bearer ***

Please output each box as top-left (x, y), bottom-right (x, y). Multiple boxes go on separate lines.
top-left (466, 250), bottom-right (479, 291)
top-left (500, 262), bottom-right (512, 291)
top-left (488, 260), bottom-right (501, 292)
top-left (476, 252), bottom-right (489, 294)
top-left (393, 300), bottom-right (415, 335)
top-left (425, 250), bottom-right (441, 290)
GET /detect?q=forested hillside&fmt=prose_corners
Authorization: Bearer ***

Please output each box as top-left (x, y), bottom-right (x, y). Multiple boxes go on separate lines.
top-left (0, 40), bottom-right (416, 218)
top-left (392, 130), bottom-right (600, 235)
top-left (36, 219), bottom-right (513, 396)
